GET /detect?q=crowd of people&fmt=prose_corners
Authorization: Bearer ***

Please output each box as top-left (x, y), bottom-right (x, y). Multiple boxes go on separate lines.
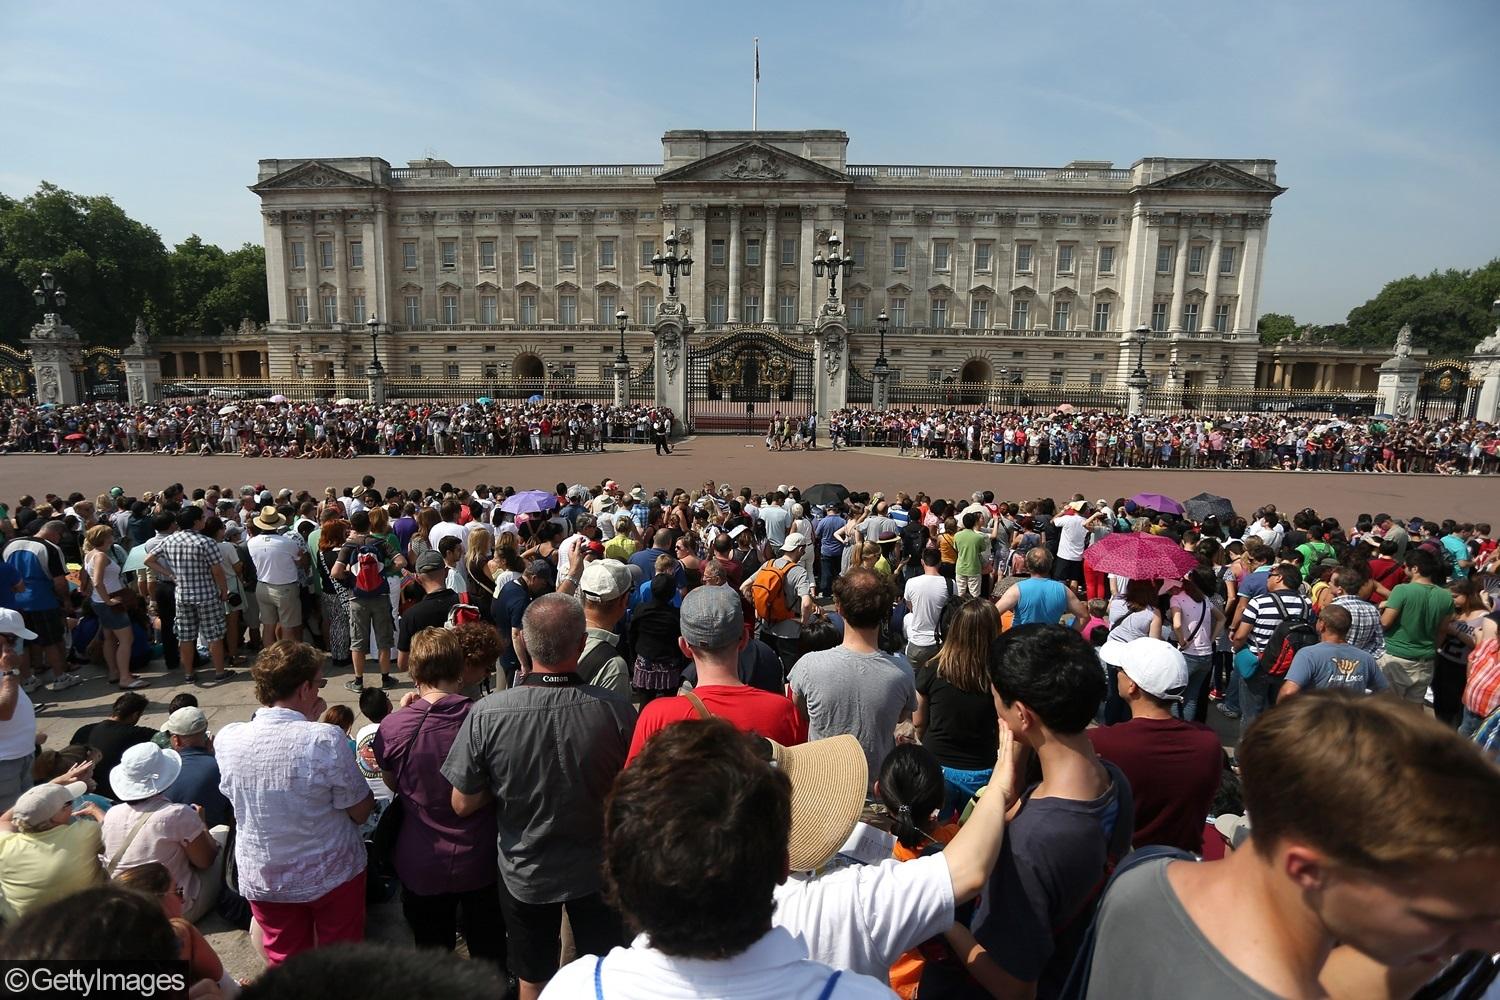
top-left (0, 472), bottom-right (1498, 999)
top-left (828, 407), bottom-right (1500, 474)
top-left (0, 398), bottom-right (679, 458)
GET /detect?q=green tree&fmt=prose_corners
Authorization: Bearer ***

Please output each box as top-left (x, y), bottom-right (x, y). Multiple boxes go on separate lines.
top-left (1257, 311), bottom-right (1299, 344)
top-left (0, 183), bottom-right (169, 344)
top-left (151, 236), bottom-right (267, 337)
top-left (1343, 261), bottom-right (1499, 357)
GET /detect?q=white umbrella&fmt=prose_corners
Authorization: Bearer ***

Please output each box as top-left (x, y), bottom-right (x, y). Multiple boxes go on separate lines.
top-left (122, 546), bottom-right (151, 573)
top-left (269, 394), bottom-right (288, 403)
top-left (217, 404), bottom-right (238, 415)
top-left (334, 397), bottom-right (359, 406)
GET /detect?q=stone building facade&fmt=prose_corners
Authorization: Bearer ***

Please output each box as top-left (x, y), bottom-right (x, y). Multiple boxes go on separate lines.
top-left (241, 129), bottom-right (1287, 395)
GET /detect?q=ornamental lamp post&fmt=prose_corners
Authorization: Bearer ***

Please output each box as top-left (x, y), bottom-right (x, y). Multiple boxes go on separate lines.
top-left (811, 233), bottom-right (854, 304)
top-left (1127, 324), bottom-right (1151, 416)
top-left (871, 310), bottom-right (892, 410)
top-left (32, 270), bottom-right (67, 318)
top-left (615, 309), bottom-right (630, 364)
top-left (651, 232), bottom-right (693, 300)
top-left (365, 314), bottom-right (384, 372)
top-left (613, 309), bottom-right (631, 408)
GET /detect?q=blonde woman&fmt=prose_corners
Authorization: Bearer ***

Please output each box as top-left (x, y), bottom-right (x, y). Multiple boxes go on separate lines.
top-left (464, 529), bottom-right (498, 619)
top-left (913, 599), bottom-right (1000, 815)
top-left (84, 525), bottom-right (143, 689)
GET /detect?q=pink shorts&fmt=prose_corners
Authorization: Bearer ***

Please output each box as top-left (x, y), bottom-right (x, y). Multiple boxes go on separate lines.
top-left (249, 870), bottom-right (367, 966)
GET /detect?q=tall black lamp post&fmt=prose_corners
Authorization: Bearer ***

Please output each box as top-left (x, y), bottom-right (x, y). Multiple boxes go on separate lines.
top-left (651, 232), bottom-right (693, 299)
top-left (871, 309), bottom-right (891, 408)
top-left (615, 309), bottom-right (630, 364)
top-left (365, 314), bottom-right (384, 372)
top-left (812, 233), bottom-right (854, 304)
top-left (32, 270), bottom-right (67, 318)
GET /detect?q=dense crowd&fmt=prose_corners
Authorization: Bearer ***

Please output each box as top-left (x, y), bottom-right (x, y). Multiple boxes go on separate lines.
top-left (0, 473), bottom-right (1497, 999)
top-left (0, 399), bottom-right (678, 458)
top-left (828, 407), bottom-right (1500, 473)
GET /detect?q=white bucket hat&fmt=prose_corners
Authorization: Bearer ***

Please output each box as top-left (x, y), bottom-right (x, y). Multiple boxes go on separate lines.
top-left (111, 743), bottom-right (182, 802)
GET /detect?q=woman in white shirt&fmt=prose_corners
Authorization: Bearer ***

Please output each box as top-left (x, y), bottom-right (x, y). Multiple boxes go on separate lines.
top-left (84, 525), bottom-right (144, 689)
top-left (1170, 567), bottom-right (1225, 722)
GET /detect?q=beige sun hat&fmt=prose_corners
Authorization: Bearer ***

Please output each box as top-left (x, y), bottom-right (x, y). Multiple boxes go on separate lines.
top-left (763, 733), bottom-right (868, 872)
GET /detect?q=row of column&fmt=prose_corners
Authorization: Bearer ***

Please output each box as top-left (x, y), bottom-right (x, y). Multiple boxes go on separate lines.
top-left (676, 202), bottom-right (825, 328)
top-left (1264, 359), bottom-right (1378, 391)
top-left (161, 350), bottom-right (270, 378)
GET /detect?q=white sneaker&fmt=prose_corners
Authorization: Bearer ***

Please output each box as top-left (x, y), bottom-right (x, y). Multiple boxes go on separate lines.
top-left (20, 675), bottom-right (43, 693)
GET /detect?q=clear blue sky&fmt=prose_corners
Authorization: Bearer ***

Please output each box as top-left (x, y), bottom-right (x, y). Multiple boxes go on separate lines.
top-left (3, 0), bottom-right (1496, 325)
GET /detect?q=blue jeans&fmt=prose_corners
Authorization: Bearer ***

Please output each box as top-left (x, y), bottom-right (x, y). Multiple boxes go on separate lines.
top-left (939, 765), bottom-right (992, 820)
top-left (1237, 670), bottom-right (1272, 739)
top-left (1180, 653), bottom-right (1212, 722)
top-left (817, 555), bottom-right (840, 597)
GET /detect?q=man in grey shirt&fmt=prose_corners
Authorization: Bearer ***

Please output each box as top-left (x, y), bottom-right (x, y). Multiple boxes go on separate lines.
top-left (445, 593), bottom-right (634, 997)
top-left (789, 567), bottom-right (915, 782)
top-left (759, 491), bottom-right (792, 551)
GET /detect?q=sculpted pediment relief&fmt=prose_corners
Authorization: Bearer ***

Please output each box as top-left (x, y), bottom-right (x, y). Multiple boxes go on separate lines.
top-left (656, 141), bottom-right (850, 186)
top-left (252, 160), bottom-right (378, 192)
top-left (1141, 161), bottom-right (1285, 195)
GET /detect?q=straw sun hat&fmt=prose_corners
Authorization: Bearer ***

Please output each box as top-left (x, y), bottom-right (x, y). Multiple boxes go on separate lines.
top-left (761, 733), bottom-right (868, 872)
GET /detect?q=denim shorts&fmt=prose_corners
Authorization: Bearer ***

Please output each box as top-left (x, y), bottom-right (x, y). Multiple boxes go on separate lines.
top-left (940, 764), bottom-right (993, 819)
top-left (92, 600), bottom-right (131, 631)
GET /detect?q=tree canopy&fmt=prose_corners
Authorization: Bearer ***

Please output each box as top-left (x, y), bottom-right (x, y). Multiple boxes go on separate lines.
top-left (0, 183), bottom-right (266, 345)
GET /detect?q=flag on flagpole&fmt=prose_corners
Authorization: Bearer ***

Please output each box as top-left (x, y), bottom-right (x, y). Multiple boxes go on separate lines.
top-left (752, 38), bottom-right (760, 130)
top-left (755, 38), bottom-right (760, 80)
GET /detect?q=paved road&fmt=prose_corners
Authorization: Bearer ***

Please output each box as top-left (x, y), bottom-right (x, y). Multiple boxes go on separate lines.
top-left (4, 436), bottom-right (1495, 523)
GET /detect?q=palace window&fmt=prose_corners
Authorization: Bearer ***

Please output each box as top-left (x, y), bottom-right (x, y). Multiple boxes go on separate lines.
top-left (970, 298), bottom-right (988, 329)
top-left (781, 237), bottom-right (797, 266)
top-left (519, 294), bottom-right (537, 324)
top-left (1219, 247), bottom-right (1236, 275)
top-left (559, 294), bottom-right (578, 324)
top-left (484, 363), bottom-right (498, 378)
top-left (977, 212), bottom-right (996, 224)
top-left (1056, 244), bottom-right (1074, 275)
top-left (1102, 215), bottom-right (1118, 225)
top-left (889, 297), bottom-right (907, 327)
top-left (351, 293), bottom-right (366, 324)
top-left (1214, 303), bottom-right (1231, 333)
top-left (319, 240), bottom-right (334, 269)
top-left (974, 242), bottom-right (992, 272)
top-left (744, 292), bottom-right (761, 323)
top-left (1188, 245), bottom-right (1205, 274)
top-left (1090, 371), bottom-right (1104, 386)
top-left (439, 240), bottom-right (457, 269)
top-left (348, 240), bottom-right (363, 269)
top-left (518, 238), bottom-right (537, 269)
top-left (598, 238), bottom-right (616, 268)
top-left (745, 238), bottom-right (761, 268)
top-left (290, 241), bottom-right (306, 269)
top-left (293, 290), bottom-right (309, 322)
top-left (479, 240), bottom-right (496, 269)
top-left (933, 241), bottom-right (951, 271)
top-left (441, 295), bottom-right (458, 324)
top-left (402, 241), bottom-right (417, 270)
top-left (1011, 299), bottom-right (1029, 329)
top-left (930, 297), bottom-right (948, 328)
top-left (891, 240), bottom-right (909, 270)
top-left (1157, 244), bottom-right (1174, 274)
top-left (409, 364), bottom-right (422, 378)
top-left (935, 211), bottom-right (954, 224)
top-left (404, 295), bottom-right (420, 326)
top-left (1093, 301), bottom-right (1111, 332)
top-left (1151, 302), bottom-right (1168, 332)
top-left (773, 293), bottom-right (794, 325)
top-left (598, 293), bottom-right (616, 322)
top-left (1053, 301), bottom-right (1071, 330)
top-left (446, 362), bottom-right (460, 378)
top-left (1060, 214), bottom-right (1077, 225)
top-left (639, 210), bottom-right (655, 222)
top-left (1184, 302), bottom-right (1200, 332)
top-left (639, 240), bottom-right (655, 269)
top-left (1014, 244), bottom-right (1033, 274)
top-left (709, 293), bottom-right (727, 324)
top-left (598, 210), bottom-right (615, 222)
top-left (710, 240), bottom-right (727, 267)
top-left (558, 239), bottom-right (577, 270)
top-left (849, 297), bottom-right (865, 327)
top-left (851, 240), bottom-right (867, 269)
top-left (639, 292), bottom-right (657, 321)
top-left (1049, 369), bottom-right (1064, 386)
top-left (1097, 245), bottom-right (1115, 274)
top-left (480, 295), bottom-right (497, 324)
top-left (1018, 213), bottom-right (1036, 225)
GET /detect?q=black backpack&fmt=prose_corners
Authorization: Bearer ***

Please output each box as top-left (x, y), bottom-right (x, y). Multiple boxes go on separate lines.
top-left (934, 581), bottom-right (965, 645)
top-left (1259, 592), bottom-right (1317, 678)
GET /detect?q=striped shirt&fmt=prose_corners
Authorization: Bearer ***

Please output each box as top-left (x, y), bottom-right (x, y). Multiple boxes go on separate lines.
top-left (1241, 591), bottom-right (1311, 655)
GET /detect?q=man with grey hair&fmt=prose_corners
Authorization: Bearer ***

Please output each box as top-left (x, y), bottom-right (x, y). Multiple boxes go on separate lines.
top-left (445, 592), bottom-right (633, 999)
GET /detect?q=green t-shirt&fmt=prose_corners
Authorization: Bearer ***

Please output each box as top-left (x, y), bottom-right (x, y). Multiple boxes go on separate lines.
top-left (954, 529), bottom-right (987, 577)
top-left (1383, 581), bottom-right (1453, 660)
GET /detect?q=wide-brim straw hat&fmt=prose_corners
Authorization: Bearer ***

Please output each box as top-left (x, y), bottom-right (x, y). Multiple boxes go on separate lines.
top-left (764, 734), bottom-right (868, 872)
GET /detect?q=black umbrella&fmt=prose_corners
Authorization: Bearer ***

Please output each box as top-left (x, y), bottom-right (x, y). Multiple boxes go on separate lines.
top-left (801, 483), bottom-right (850, 506)
top-left (1184, 492), bottom-right (1235, 522)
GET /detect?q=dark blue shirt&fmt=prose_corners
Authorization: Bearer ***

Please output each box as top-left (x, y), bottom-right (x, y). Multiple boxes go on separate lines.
top-left (628, 547), bottom-right (670, 580)
top-left (0, 560), bottom-right (19, 610)
top-left (163, 746), bottom-right (232, 828)
top-left (493, 579), bottom-right (533, 673)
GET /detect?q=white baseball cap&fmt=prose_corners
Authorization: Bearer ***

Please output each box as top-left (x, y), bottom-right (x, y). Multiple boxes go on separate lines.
top-left (781, 532), bottom-right (810, 552)
top-left (0, 608), bottom-right (37, 641)
top-left (1098, 637), bottom-right (1188, 702)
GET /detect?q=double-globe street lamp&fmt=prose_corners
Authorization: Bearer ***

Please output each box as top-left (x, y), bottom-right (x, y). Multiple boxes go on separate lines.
top-left (812, 233), bottom-right (854, 303)
top-left (365, 314), bottom-right (384, 373)
top-left (651, 232), bottom-right (693, 299)
top-left (32, 270), bottom-right (67, 317)
top-left (870, 310), bottom-right (892, 408)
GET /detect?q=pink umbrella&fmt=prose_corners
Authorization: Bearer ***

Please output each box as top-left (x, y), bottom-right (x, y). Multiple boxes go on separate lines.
top-left (1084, 533), bottom-right (1198, 580)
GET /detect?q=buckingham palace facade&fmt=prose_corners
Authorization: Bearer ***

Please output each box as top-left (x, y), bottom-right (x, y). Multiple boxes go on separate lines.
top-left (238, 129), bottom-right (1290, 399)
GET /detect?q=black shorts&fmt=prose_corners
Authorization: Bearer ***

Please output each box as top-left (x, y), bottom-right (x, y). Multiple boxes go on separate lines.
top-left (495, 880), bottom-right (622, 983)
top-left (21, 608), bottom-right (65, 646)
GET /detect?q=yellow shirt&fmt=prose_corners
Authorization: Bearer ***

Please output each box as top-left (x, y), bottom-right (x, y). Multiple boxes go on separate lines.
top-left (0, 820), bottom-right (105, 922)
top-left (603, 534), bottom-right (636, 562)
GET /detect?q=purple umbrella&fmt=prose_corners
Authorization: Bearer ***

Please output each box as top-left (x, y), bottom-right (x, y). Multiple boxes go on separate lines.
top-left (1084, 533), bottom-right (1198, 580)
top-left (500, 490), bottom-right (558, 515)
top-left (1129, 492), bottom-right (1185, 516)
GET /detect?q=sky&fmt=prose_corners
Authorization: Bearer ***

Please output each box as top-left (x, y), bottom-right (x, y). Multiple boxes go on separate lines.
top-left (3, 0), bottom-right (1497, 325)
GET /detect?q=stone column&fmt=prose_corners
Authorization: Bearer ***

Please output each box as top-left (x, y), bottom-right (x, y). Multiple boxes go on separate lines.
top-left (498, 209), bottom-right (516, 321)
top-left (1234, 214), bottom-right (1267, 335)
top-left (122, 342), bottom-right (162, 404)
top-left (262, 211), bottom-right (288, 324)
top-left (612, 356), bottom-right (630, 409)
top-left (681, 205), bottom-right (706, 326)
top-left (26, 317), bottom-right (84, 405)
top-left (764, 203), bottom-right (779, 323)
top-left (1377, 342), bottom-right (1423, 417)
top-left (726, 205), bottom-right (743, 324)
top-left (458, 210), bottom-right (477, 323)
top-left (419, 211), bottom-right (437, 324)
top-left (799, 204), bottom-right (818, 325)
top-left (652, 303), bottom-right (689, 432)
top-left (333, 211), bottom-right (349, 322)
top-left (1472, 350), bottom-right (1500, 424)
top-left (1168, 220), bottom-right (1190, 333)
top-left (1200, 218), bottom-right (1224, 336)
top-left (369, 205), bottom-right (389, 325)
top-left (367, 363), bottom-right (387, 405)
top-left (813, 314), bottom-right (849, 422)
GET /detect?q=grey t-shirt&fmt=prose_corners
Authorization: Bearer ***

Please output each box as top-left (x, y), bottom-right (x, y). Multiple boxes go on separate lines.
top-left (788, 645), bottom-right (916, 781)
top-left (760, 504), bottom-right (792, 548)
top-left (1087, 859), bottom-right (1281, 998)
top-left (1286, 640), bottom-right (1387, 694)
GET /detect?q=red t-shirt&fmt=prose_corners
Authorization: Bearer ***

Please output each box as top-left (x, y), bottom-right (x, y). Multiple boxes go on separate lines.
top-left (1087, 717), bottom-right (1225, 852)
top-left (627, 685), bottom-right (804, 763)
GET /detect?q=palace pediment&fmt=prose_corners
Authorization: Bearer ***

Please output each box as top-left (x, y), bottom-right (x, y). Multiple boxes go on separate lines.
top-left (251, 161), bottom-right (379, 192)
top-left (656, 141), bottom-right (850, 185)
top-left (1139, 161), bottom-right (1286, 195)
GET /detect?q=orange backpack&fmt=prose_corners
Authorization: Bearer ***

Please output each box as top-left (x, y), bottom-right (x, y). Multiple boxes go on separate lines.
top-left (750, 559), bottom-right (797, 624)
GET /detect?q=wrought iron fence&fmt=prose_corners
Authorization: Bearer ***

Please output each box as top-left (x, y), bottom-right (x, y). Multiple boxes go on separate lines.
top-left (1143, 387), bottom-right (1381, 417)
top-left (156, 375), bottom-right (658, 406)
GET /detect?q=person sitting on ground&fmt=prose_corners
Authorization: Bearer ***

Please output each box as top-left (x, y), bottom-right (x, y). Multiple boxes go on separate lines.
top-left (157, 706), bottom-right (232, 829)
top-left (114, 861), bottom-right (237, 995)
top-left (545, 719), bottom-right (897, 998)
top-left (1085, 692), bottom-right (1500, 999)
top-left (70, 691), bottom-right (157, 801)
top-left (0, 763), bottom-right (104, 922)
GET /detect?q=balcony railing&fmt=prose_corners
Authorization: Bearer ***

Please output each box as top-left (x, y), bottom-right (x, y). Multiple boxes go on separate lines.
top-left (846, 165), bottom-right (1133, 183)
top-left (390, 164), bottom-right (662, 181)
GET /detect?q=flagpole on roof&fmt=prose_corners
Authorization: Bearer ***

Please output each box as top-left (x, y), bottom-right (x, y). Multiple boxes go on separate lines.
top-left (752, 37), bottom-right (759, 131)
